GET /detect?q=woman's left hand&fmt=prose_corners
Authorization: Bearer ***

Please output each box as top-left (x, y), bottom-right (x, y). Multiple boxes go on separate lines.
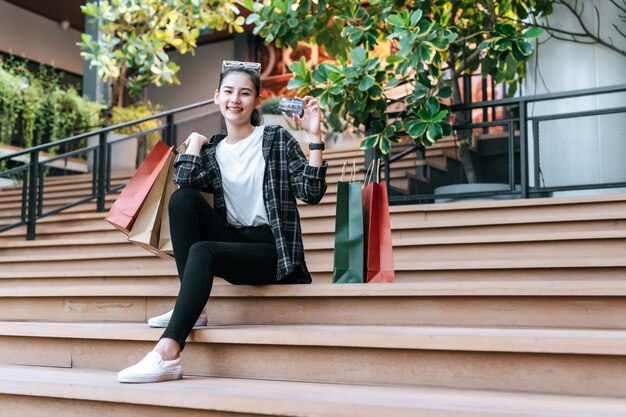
top-left (295, 96), bottom-right (321, 137)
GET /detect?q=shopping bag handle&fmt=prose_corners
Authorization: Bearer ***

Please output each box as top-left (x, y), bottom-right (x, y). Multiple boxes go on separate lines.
top-left (176, 143), bottom-right (187, 154)
top-left (364, 159), bottom-right (380, 185)
top-left (340, 159), bottom-right (357, 182)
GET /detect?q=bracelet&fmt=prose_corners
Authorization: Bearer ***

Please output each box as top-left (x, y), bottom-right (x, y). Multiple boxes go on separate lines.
top-left (309, 142), bottom-right (325, 151)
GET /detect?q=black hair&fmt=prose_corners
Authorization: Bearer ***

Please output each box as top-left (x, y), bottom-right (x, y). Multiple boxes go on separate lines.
top-left (218, 67), bottom-right (263, 126)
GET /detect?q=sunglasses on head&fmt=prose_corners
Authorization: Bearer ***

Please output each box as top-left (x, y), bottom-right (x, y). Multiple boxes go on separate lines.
top-left (222, 60), bottom-right (262, 74)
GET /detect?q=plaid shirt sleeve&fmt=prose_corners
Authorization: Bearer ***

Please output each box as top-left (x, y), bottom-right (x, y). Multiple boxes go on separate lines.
top-left (286, 137), bottom-right (328, 204)
top-left (173, 152), bottom-right (214, 192)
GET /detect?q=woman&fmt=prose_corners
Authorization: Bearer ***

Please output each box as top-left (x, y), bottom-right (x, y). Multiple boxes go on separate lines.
top-left (117, 61), bottom-right (327, 383)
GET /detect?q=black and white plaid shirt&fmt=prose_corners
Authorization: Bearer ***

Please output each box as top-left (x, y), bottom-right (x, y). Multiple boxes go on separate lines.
top-left (173, 125), bottom-right (328, 283)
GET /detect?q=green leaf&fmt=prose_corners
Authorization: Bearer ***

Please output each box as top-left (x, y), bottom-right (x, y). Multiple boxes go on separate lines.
top-left (409, 9), bottom-right (423, 27)
top-left (433, 109), bottom-right (448, 122)
top-left (344, 67), bottom-right (360, 79)
top-left (437, 86), bottom-right (452, 99)
top-left (369, 84), bottom-right (383, 100)
top-left (426, 123), bottom-right (443, 142)
top-left (244, 0), bottom-right (254, 11)
top-left (522, 27), bottom-right (543, 39)
top-left (419, 42), bottom-right (436, 63)
top-left (287, 78), bottom-right (305, 89)
top-left (246, 13), bottom-right (260, 24)
top-left (425, 97), bottom-right (440, 116)
top-left (350, 47), bottom-right (367, 66)
top-left (360, 134), bottom-right (379, 149)
top-left (386, 54), bottom-right (405, 64)
top-left (343, 27), bottom-right (364, 44)
top-left (288, 18), bottom-right (299, 28)
top-left (516, 40), bottom-right (533, 56)
top-left (312, 69), bottom-right (327, 83)
top-left (358, 75), bottom-right (375, 91)
top-left (386, 14), bottom-right (404, 27)
top-left (406, 120), bottom-right (428, 138)
top-left (431, 36), bottom-right (449, 51)
top-left (379, 136), bottom-right (391, 154)
top-left (288, 56), bottom-right (307, 78)
top-left (493, 38), bottom-right (511, 51)
top-left (386, 77), bottom-right (400, 89)
top-left (495, 23), bottom-right (516, 38)
top-left (478, 40), bottom-right (490, 50)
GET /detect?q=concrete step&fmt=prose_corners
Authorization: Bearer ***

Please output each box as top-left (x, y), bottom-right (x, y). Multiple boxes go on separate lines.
top-left (3, 193), bottom-right (625, 242)
top-left (2, 230), bottom-right (625, 273)
top-left (2, 217), bottom-right (623, 255)
top-left (0, 180), bottom-right (128, 204)
top-left (2, 281), bottom-right (626, 329)
top-left (2, 322), bottom-right (626, 397)
top-left (4, 364), bottom-right (625, 417)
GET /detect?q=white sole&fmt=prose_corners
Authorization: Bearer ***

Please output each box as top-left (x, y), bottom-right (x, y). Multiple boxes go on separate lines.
top-left (118, 370), bottom-right (183, 383)
top-left (147, 317), bottom-right (208, 328)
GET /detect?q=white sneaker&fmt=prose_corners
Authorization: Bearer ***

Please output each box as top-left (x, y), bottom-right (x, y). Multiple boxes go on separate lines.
top-left (117, 351), bottom-right (183, 383)
top-left (147, 309), bottom-right (208, 328)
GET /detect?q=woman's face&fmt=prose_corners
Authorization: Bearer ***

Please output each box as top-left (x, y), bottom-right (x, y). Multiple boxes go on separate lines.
top-left (215, 72), bottom-right (261, 127)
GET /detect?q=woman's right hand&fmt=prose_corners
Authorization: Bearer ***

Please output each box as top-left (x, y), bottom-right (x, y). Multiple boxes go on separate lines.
top-left (184, 132), bottom-right (208, 147)
top-left (183, 132), bottom-right (208, 155)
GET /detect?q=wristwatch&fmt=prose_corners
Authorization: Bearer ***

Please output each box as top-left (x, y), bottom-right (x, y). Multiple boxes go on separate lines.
top-left (309, 142), bottom-right (325, 151)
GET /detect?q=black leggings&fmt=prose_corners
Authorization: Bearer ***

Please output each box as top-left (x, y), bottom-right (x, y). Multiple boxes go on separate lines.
top-left (161, 187), bottom-right (278, 349)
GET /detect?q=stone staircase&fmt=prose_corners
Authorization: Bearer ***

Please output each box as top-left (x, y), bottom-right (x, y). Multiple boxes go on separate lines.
top-left (1, 145), bottom-right (626, 416)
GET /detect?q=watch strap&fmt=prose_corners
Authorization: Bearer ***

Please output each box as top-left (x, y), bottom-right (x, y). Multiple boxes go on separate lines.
top-left (309, 142), bottom-right (325, 151)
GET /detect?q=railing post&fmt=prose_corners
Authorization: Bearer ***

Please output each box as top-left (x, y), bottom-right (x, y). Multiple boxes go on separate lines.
top-left (96, 131), bottom-right (107, 212)
top-left (26, 151), bottom-right (39, 240)
top-left (519, 99), bottom-right (528, 199)
top-left (164, 114), bottom-right (175, 146)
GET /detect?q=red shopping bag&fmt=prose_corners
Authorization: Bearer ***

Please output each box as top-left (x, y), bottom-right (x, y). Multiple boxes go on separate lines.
top-left (105, 141), bottom-right (174, 234)
top-left (362, 160), bottom-right (395, 283)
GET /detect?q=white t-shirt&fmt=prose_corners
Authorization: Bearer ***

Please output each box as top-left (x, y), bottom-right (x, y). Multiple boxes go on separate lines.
top-left (216, 125), bottom-right (269, 227)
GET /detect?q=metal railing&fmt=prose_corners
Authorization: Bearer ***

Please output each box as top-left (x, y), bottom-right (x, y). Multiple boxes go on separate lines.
top-left (0, 99), bottom-right (219, 240)
top-left (384, 84), bottom-right (626, 205)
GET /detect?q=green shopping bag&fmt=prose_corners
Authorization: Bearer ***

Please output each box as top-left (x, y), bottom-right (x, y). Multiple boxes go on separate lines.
top-left (332, 160), bottom-right (364, 283)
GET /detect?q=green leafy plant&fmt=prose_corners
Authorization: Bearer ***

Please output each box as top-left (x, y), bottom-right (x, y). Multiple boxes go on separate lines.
top-left (79, 0), bottom-right (247, 108)
top-left (0, 59), bottom-right (103, 154)
top-left (0, 64), bottom-right (22, 146)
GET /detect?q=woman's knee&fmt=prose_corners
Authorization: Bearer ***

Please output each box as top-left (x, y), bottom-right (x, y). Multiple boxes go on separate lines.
top-left (188, 241), bottom-right (216, 260)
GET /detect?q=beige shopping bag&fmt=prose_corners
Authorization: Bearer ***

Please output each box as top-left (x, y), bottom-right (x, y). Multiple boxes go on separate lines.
top-left (127, 151), bottom-right (176, 260)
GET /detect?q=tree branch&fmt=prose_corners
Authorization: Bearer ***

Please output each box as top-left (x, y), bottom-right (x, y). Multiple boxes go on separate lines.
top-left (452, 47), bottom-right (482, 78)
top-left (546, 31), bottom-right (596, 45)
top-left (555, 0), bottom-right (626, 57)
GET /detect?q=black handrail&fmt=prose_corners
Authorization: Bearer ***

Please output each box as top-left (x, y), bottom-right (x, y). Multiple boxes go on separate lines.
top-left (0, 98), bottom-right (218, 240)
top-left (384, 83), bottom-right (626, 205)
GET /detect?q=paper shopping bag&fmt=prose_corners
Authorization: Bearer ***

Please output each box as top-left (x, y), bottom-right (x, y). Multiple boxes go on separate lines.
top-left (105, 140), bottom-right (173, 234)
top-left (362, 160), bottom-right (395, 283)
top-left (127, 150), bottom-right (176, 260)
top-left (332, 160), bottom-right (364, 284)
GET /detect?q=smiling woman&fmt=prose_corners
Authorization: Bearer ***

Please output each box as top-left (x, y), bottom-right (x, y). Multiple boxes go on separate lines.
top-left (117, 61), bottom-right (329, 384)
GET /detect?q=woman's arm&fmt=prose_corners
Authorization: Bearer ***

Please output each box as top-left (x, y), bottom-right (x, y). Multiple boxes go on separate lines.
top-left (286, 130), bottom-right (327, 205)
top-left (173, 132), bottom-right (213, 190)
top-left (295, 96), bottom-right (323, 167)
